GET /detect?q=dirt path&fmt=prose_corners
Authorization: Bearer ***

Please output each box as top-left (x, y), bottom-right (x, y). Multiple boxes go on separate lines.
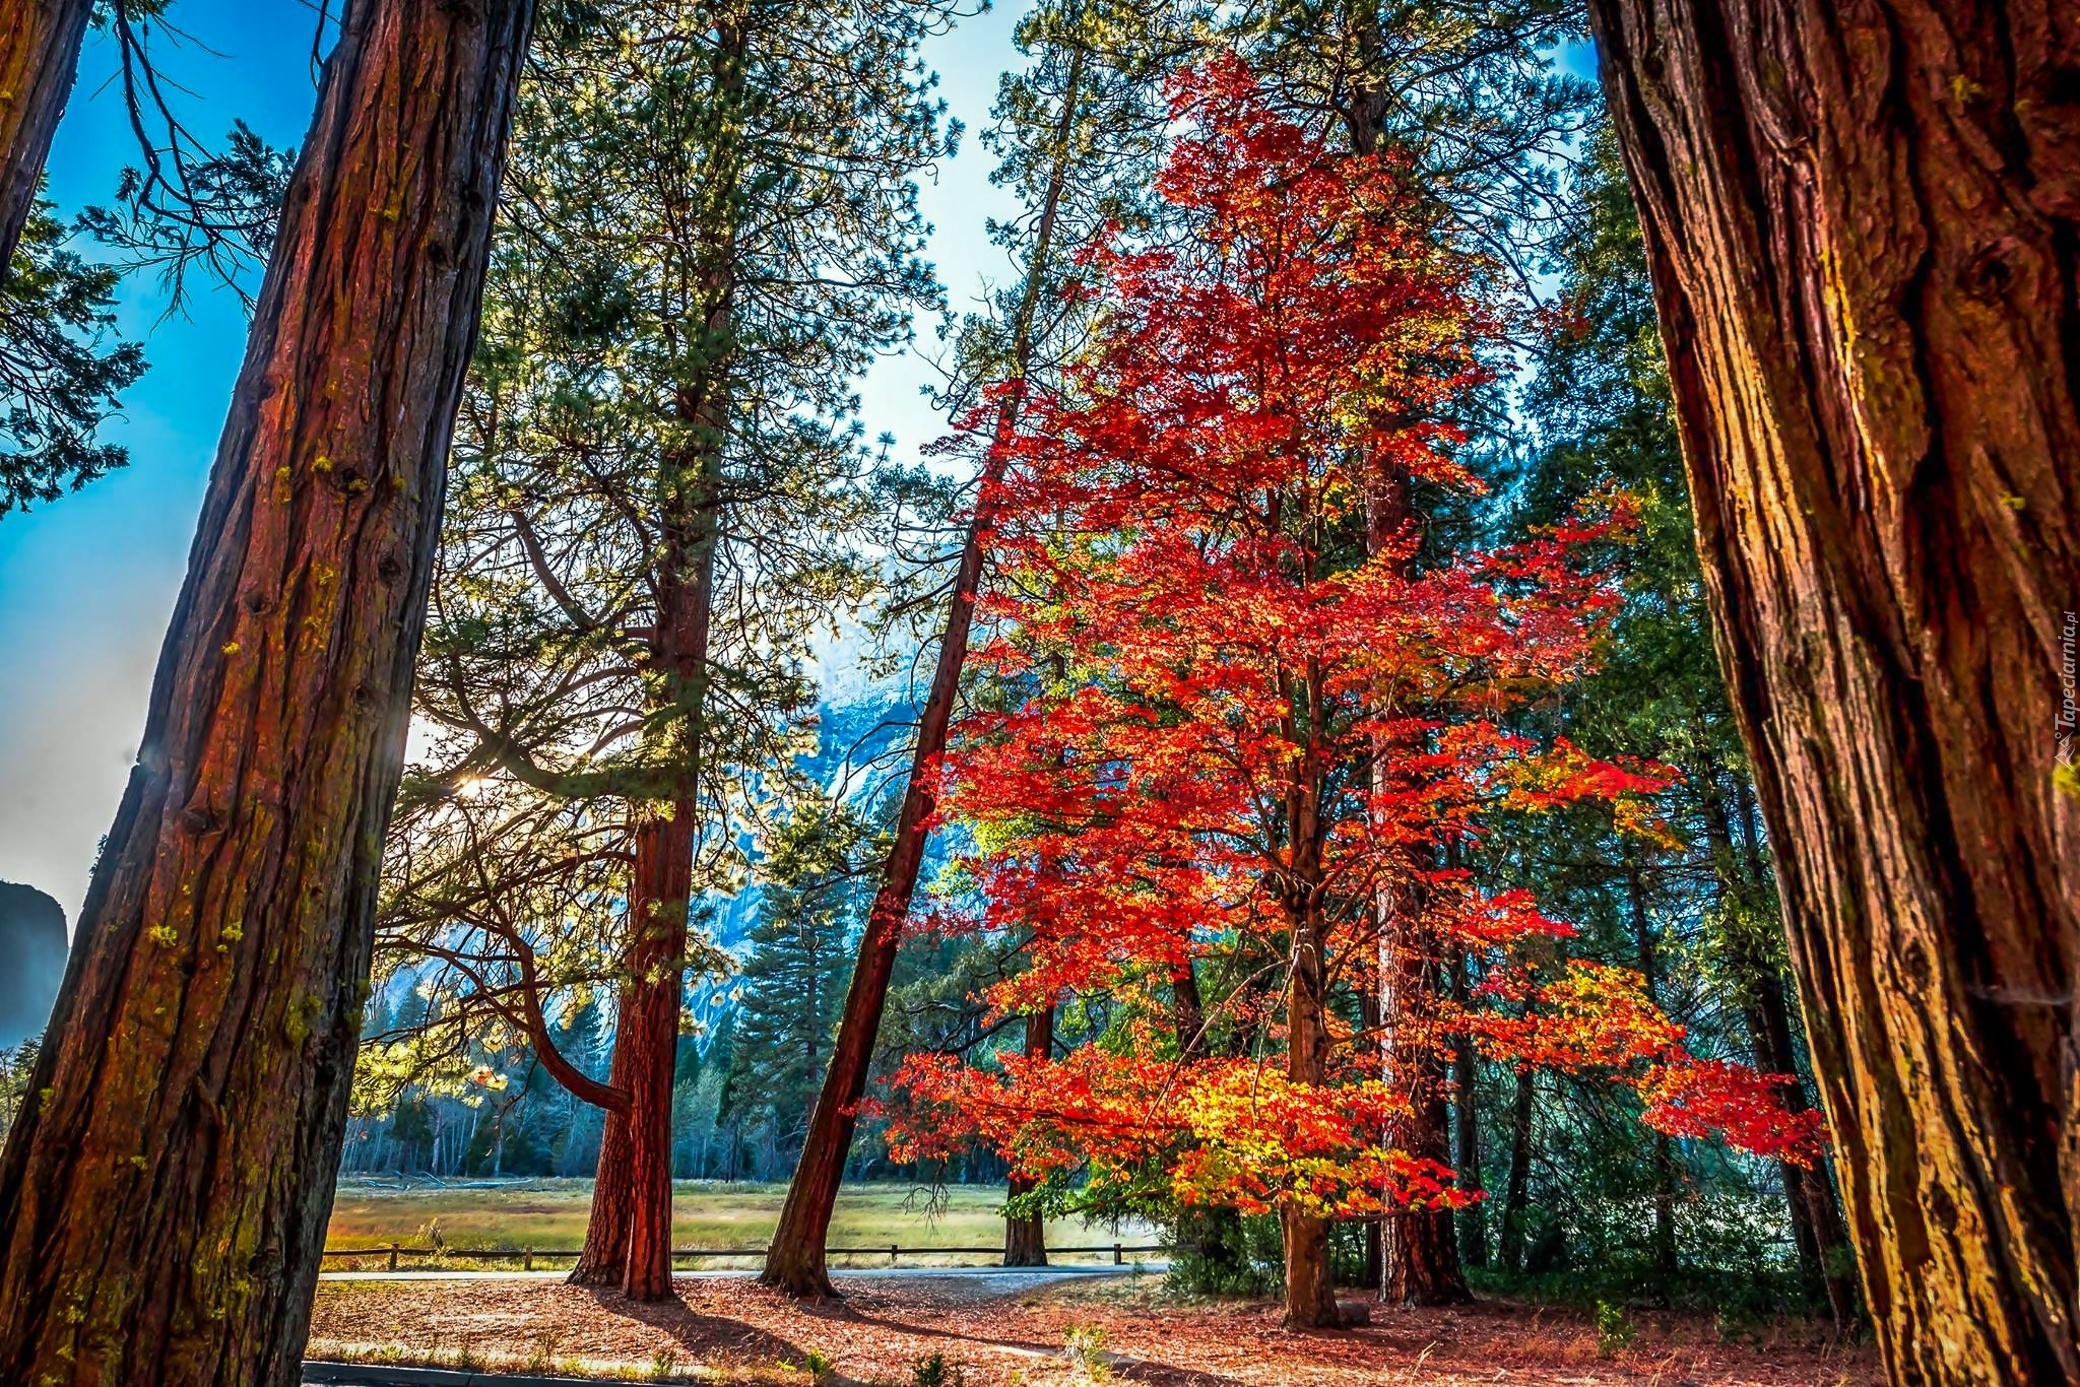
top-left (307, 1271), bottom-right (1880, 1386)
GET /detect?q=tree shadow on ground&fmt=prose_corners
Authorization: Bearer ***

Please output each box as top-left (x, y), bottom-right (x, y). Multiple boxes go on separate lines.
top-left (813, 1299), bottom-right (1253, 1387)
top-left (580, 1286), bottom-right (809, 1367)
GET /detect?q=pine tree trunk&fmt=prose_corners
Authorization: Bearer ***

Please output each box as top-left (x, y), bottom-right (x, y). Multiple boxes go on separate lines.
top-left (1003, 1004), bottom-right (1054, 1267)
top-left (758, 319), bottom-right (1003, 1302)
top-left (1450, 958), bottom-right (1487, 1270)
top-left (1700, 763), bottom-right (1856, 1318)
top-left (1497, 1066), bottom-right (1536, 1275)
top-left (1748, 972), bottom-right (1858, 1321)
top-left (620, 811), bottom-right (695, 1301)
top-left (1381, 1088), bottom-right (1468, 1306)
top-left (569, 1024), bottom-right (635, 1285)
top-left (1589, 2), bottom-right (2080, 1376)
top-left (1589, 0), bottom-right (2080, 1380)
top-left (759, 381), bottom-right (996, 1303)
top-left (1623, 853), bottom-right (1679, 1282)
top-left (0, 0), bottom-right (532, 1379)
top-left (0, 0), bottom-right (90, 279)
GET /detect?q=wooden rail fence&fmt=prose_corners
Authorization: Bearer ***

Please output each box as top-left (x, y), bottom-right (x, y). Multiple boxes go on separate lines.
top-left (322, 1243), bottom-right (1172, 1272)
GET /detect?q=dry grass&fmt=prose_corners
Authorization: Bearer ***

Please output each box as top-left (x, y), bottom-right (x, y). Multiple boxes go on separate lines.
top-left (306, 1272), bottom-right (1882, 1386)
top-left (325, 1179), bottom-right (1152, 1268)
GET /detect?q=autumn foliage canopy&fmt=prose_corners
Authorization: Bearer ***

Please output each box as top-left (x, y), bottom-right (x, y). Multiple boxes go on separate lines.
top-left (883, 58), bottom-right (1823, 1223)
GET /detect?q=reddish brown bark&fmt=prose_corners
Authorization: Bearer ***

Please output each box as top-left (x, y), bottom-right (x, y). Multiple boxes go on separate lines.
top-left (1375, 837), bottom-right (1468, 1303)
top-left (1278, 731), bottom-right (1344, 1330)
top-left (569, 1034), bottom-right (636, 1286)
top-left (1003, 1004), bottom-right (1054, 1267)
top-left (0, 0), bottom-right (533, 1379)
top-left (622, 811), bottom-right (695, 1301)
top-left (1381, 1060), bottom-right (1469, 1306)
top-left (0, 0), bottom-right (90, 278)
top-left (1588, 1), bottom-right (2080, 1378)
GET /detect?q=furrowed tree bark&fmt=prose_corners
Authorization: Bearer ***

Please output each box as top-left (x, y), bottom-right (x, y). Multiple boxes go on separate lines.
top-left (1588, 1), bottom-right (2080, 1379)
top-left (1003, 1003), bottom-right (1054, 1267)
top-left (0, 0), bottom-right (533, 1380)
top-left (621, 811), bottom-right (695, 1300)
top-left (761, 41), bottom-right (1088, 1299)
top-left (569, 1030), bottom-right (636, 1285)
top-left (0, 0), bottom-right (90, 280)
top-left (555, 27), bottom-right (745, 1299)
top-left (1361, 374), bottom-right (1467, 1309)
top-left (1380, 911), bottom-right (1468, 1304)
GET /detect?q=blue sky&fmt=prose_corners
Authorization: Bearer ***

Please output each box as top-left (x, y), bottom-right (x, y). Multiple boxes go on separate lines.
top-left (0, 1), bottom-right (1026, 920)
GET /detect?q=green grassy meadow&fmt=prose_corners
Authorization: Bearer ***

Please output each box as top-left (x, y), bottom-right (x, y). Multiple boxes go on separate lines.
top-left (324, 1178), bottom-right (1151, 1265)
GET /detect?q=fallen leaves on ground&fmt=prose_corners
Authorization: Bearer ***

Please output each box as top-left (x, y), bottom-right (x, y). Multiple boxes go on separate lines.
top-left (305, 1272), bottom-right (1880, 1385)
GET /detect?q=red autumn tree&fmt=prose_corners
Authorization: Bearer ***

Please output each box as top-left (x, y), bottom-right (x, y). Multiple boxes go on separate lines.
top-left (884, 57), bottom-right (1822, 1330)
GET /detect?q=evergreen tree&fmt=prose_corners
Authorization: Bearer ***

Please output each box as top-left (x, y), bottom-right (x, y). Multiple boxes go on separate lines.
top-left (380, 0), bottom-right (958, 1298)
top-left (724, 798), bottom-right (866, 1166)
top-left (0, 196), bottom-right (146, 515)
top-left (1488, 122), bottom-right (1854, 1318)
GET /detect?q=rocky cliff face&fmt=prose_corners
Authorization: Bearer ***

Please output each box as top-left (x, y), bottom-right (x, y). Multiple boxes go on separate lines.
top-left (0, 881), bottom-right (65, 1046)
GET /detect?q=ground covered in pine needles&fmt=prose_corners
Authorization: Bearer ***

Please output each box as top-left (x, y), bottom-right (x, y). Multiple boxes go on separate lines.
top-left (305, 1270), bottom-right (1880, 1385)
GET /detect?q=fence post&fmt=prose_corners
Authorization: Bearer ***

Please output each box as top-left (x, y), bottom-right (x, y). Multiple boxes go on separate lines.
top-left (1113, 1242), bottom-right (1123, 1266)
top-left (524, 1246), bottom-right (533, 1272)
top-left (890, 1243), bottom-right (899, 1267)
top-left (387, 1244), bottom-right (398, 1273)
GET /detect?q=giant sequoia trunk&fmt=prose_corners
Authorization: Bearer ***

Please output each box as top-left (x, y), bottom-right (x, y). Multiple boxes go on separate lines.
top-left (1588, 3), bottom-right (2080, 1380)
top-left (0, 0), bottom-right (91, 279)
top-left (0, 0), bottom-right (532, 1379)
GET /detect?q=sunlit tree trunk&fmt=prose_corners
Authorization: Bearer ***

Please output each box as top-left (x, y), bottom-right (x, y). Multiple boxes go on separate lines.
top-left (0, 0), bottom-right (533, 1378)
top-left (0, 0), bottom-right (90, 279)
top-left (1590, 1), bottom-right (2080, 1377)
top-left (621, 810), bottom-right (695, 1300)
top-left (568, 1033), bottom-right (635, 1285)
